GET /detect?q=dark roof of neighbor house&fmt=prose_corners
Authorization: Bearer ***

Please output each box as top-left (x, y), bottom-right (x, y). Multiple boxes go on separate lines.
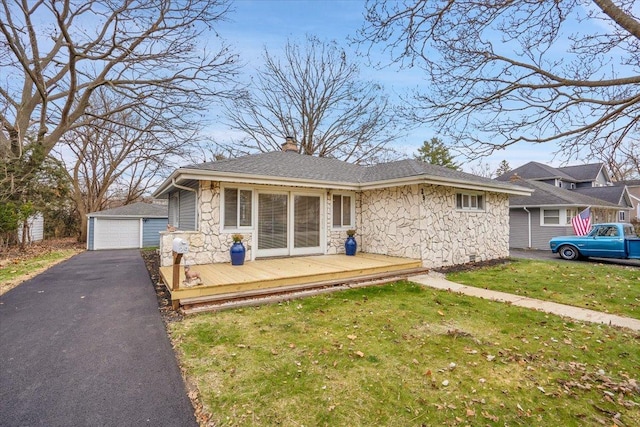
top-left (495, 161), bottom-right (576, 182)
top-left (616, 179), bottom-right (640, 187)
top-left (496, 161), bottom-right (609, 184)
top-left (155, 151), bottom-right (530, 196)
top-left (507, 179), bottom-right (621, 209)
top-left (557, 163), bottom-right (606, 182)
top-left (574, 186), bottom-right (631, 207)
top-left (88, 202), bottom-right (168, 218)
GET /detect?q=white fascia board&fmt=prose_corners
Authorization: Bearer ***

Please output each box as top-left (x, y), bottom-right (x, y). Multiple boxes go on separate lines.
top-left (510, 203), bottom-right (619, 209)
top-left (175, 170), bottom-right (360, 191)
top-left (152, 169), bottom-right (183, 198)
top-left (87, 215), bottom-right (167, 219)
top-left (361, 176), bottom-right (533, 196)
top-left (155, 168), bottom-right (533, 196)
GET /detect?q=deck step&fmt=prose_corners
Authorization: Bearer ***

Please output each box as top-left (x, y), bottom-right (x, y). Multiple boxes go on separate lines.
top-left (180, 267), bottom-right (428, 315)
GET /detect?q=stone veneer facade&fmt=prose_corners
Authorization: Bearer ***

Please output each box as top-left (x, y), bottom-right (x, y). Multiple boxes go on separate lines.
top-left (160, 180), bottom-right (510, 268)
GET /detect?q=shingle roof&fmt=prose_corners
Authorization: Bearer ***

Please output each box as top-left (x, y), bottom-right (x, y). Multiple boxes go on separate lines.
top-left (616, 180), bottom-right (640, 187)
top-left (557, 163), bottom-right (604, 182)
top-left (186, 152), bottom-right (363, 183)
top-left (507, 179), bottom-right (620, 208)
top-left (574, 186), bottom-right (630, 207)
top-left (495, 161), bottom-right (575, 182)
top-left (180, 152), bottom-right (520, 192)
top-left (88, 202), bottom-right (168, 218)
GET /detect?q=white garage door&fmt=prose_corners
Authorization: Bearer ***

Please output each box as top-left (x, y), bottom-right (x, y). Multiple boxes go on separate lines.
top-left (94, 218), bottom-right (140, 250)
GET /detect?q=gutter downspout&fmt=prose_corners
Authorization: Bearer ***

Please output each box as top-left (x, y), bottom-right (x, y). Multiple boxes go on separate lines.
top-left (172, 178), bottom-right (198, 229)
top-left (523, 207), bottom-right (532, 248)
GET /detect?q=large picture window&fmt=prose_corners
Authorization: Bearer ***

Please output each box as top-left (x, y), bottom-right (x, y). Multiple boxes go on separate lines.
top-left (332, 194), bottom-right (354, 228)
top-left (223, 188), bottom-right (252, 229)
top-left (456, 192), bottom-right (484, 211)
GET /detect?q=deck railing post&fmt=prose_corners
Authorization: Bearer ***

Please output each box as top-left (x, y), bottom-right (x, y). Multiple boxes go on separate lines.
top-left (172, 251), bottom-right (183, 310)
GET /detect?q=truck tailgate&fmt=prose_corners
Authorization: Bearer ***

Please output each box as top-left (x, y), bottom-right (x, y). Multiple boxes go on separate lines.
top-left (626, 238), bottom-right (640, 259)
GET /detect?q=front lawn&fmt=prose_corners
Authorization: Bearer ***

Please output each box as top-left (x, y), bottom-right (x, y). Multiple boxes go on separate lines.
top-left (170, 282), bottom-right (639, 426)
top-left (447, 259), bottom-right (640, 320)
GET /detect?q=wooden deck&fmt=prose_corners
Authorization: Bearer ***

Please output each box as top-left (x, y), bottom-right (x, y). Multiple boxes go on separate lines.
top-left (159, 253), bottom-right (423, 308)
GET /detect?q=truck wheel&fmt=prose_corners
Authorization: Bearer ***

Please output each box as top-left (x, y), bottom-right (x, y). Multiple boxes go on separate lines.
top-left (558, 245), bottom-right (579, 260)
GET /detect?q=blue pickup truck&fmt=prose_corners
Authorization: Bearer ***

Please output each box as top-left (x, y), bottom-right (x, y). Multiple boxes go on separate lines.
top-left (549, 223), bottom-right (640, 261)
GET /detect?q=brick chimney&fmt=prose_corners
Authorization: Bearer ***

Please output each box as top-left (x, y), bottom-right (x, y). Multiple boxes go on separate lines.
top-left (509, 173), bottom-right (521, 182)
top-left (281, 136), bottom-right (298, 153)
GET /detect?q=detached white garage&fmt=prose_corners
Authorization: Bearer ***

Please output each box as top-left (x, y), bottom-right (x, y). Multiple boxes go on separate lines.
top-left (87, 203), bottom-right (168, 250)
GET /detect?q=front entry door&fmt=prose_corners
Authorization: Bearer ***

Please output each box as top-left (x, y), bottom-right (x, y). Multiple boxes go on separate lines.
top-left (256, 192), bottom-right (323, 257)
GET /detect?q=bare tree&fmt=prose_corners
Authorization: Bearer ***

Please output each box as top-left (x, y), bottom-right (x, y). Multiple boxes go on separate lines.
top-left (57, 89), bottom-right (192, 241)
top-left (358, 0), bottom-right (640, 160)
top-left (591, 138), bottom-right (640, 180)
top-left (468, 160), bottom-right (495, 179)
top-left (223, 35), bottom-right (404, 164)
top-left (1, 0), bottom-right (239, 181)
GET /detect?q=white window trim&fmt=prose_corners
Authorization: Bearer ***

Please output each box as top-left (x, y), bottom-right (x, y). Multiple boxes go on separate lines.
top-left (221, 185), bottom-right (254, 232)
top-left (618, 210), bottom-right (626, 222)
top-left (331, 192), bottom-right (356, 230)
top-left (169, 192), bottom-right (180, 228)
top-left (540, 207), bottom-right (576, 226)
top-left (455, 191), bottom-right (485, 212)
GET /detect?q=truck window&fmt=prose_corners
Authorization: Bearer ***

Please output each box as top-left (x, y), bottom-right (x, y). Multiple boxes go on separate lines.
top-left (596, 226), bottom-right (618, 237)
top-left (623, 226), bottom-right (638, 238)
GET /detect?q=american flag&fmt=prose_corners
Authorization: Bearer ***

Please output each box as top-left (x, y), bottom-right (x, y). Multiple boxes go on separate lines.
top-left (572, 207), bottom-right (592, 236)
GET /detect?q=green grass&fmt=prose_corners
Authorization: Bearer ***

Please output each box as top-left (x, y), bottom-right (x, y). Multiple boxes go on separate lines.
top-left (447, 259), bottom-right (640, 320)
top-left (170, 282), bottom-right (640, 426)
top-left (0, 249), bottom-right (79, 288)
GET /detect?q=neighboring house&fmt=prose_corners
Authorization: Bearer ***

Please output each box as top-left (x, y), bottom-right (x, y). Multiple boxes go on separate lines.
top-left (87, 202), bottom-right (168, 250)
top-left (17, 213), bottom-right (44, 244)
top-left (616, 180), bottom-right (640, 222)
top-left (496, 161), bottom-right (633, 249)
top-left (152, 138), bottom-right (531, 269)
top-left (501, 178), bottom-right (622, 249)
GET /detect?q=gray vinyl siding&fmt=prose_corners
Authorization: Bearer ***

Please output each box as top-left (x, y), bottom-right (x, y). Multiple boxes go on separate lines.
top-left (178, 190), bottom-right (196, 231)
top-left (508, 209), bottom-right (530, 248)
top-left (167, 181), bottom-right (198, 231)
top-left (142, 218), bottom-right (168, 247)
top-left (509, 208), bottom-right (575, 250)
top-left (88, 217), bottom-right (95, 250)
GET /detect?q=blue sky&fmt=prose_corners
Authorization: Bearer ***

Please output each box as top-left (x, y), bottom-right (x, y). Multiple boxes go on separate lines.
top-left (211, 0), bottom-right (561, 172)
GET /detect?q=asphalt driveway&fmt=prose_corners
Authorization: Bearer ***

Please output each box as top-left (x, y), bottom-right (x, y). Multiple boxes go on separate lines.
top-left (0, 250), bottom-right (197, 427)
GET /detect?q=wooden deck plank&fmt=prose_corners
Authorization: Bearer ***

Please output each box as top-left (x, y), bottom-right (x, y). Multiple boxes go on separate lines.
top-left (159, 253), bottom-right (421, 301)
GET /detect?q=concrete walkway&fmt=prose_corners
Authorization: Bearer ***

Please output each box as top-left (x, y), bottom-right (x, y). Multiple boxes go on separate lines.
top-left (410, 272), bottom-right (640, 332)
top-left (0, 250), bottom-right (197, 427)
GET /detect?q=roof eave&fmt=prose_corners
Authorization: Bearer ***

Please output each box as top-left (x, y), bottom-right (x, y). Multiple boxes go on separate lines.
top-left (153, 168), bottom-right (533, 196)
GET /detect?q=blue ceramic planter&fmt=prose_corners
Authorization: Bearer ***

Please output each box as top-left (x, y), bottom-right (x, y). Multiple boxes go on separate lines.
top-left (230, 242), bottom-right (246, 265)
top-left (345, 236), bottom-right (357, 256)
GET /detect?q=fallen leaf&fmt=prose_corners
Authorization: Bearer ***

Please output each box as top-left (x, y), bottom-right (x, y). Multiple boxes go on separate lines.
top-left (437, 310), bottom-right (445, 316)
top-left (355, 351), bottom-right (365, 358)
top-left (466, 408), bottom-right (475, 417)
top-left (347, 334), bottom-right (357, 340)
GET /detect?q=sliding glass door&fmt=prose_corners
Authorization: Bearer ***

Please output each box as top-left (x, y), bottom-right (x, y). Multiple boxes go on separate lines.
top-left (293, 195), bottom-right (321, 255)
top-left (256, 192), bottom-right (323, 257)
top-left (257, 193), bottom-right (289, 257)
